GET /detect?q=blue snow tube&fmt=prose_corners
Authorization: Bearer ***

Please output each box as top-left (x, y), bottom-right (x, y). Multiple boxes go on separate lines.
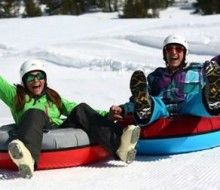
top-left (136, 115), bottom-right (220, 155)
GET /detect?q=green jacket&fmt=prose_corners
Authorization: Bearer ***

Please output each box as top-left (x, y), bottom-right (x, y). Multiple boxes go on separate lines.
top-left (0, 75), bottom-right (108, 126)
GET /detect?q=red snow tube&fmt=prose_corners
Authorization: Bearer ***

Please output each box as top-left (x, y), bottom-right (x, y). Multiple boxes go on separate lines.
top-left (0, 146), bottom-right (109, 170)
top-left (118, 114), bottom-right (220, 138)
top-left (118, 114), bottom-right (220, 154)
top-left (0, 126), bottom-right (110, 170)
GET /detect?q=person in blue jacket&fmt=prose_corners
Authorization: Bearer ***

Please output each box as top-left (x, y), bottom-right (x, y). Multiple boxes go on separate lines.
top-left (109, 34), bottom-right (220, 126)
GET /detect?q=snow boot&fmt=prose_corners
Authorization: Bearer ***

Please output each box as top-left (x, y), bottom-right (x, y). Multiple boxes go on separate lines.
top-left (8, 139), bottom-right (34, 179)
top-left (130, 70), bottom-right (151, 119)
top-left (204, 61), bottom-right (220, 114)
top-left (116, 125), bottom-right (140, 164)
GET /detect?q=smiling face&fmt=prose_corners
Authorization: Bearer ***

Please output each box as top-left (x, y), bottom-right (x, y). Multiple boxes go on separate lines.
top-left (164, 44), bottom-right (185, 72)
top-left (24, 71), bottom-right (46, 96)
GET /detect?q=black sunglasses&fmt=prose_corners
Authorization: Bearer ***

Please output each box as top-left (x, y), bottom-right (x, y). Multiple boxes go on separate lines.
top-left (25, 72), bottom-right (46, 83)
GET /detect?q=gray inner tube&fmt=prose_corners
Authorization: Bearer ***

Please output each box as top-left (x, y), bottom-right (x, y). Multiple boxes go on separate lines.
top-left (0, 124), bottom-right (90, 151)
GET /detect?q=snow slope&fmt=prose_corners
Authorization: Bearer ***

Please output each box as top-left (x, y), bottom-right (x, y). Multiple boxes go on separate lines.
top-left (0, 7), bottom-right (220, 189)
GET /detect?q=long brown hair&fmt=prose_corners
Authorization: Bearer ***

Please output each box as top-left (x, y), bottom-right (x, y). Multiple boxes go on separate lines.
top-left (15, 84), bottom-right (62, 112)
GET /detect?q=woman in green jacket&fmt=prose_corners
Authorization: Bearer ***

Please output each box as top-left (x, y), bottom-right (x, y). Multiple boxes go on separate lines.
top-left (0, 59), bottom-right (140, 178)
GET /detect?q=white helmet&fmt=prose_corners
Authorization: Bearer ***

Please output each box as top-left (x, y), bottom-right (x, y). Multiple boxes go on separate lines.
top-left (20, 59), bottom-right (47, 81)
top-left (163, 34), bottom-right (188, 63)
top-left (163, 34), bottom-right (188, 53)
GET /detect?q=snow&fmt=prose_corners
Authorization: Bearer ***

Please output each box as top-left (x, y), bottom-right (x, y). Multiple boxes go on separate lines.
top-left (0, 7), bottom-right (220, 189)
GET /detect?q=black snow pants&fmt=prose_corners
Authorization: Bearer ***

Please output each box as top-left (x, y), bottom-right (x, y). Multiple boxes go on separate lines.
top-left (15, 103), bottom-right (123, 163)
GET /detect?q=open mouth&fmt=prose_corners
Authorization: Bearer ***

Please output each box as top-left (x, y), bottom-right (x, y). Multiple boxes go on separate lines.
top-left (31, 84), bottom-right (42, 92)
top-left (170, 57), bottom-right (179, 61)
top-left (32, 84), bottom-right (41, 88)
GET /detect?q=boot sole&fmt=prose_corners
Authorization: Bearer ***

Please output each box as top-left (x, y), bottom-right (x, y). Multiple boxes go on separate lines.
top-left (130, 126), bottom-right (141, 144)
top-left (130, 71), bottom-right (147, 99)
top-left (125, 126), bottom-right (140, 164)
top-left (130, 71), bottom-right (151, 115)
top-left (8, 142), bottom-right (33, 179)
top-left (8, 142), bottom-right (23, 160)
top-left (206, 66), bottom-right (220, 100)
top-left (126, 149), bottom-right (137, 164)
top-left (19, 164), bottom-right (33, 179)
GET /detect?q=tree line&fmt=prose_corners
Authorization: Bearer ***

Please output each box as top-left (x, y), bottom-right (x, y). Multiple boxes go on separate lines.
top-left (0, 0), bottom-right (219, 18)
top-left (121, 0), bottom-right (173, 18)
top-left (194, 0), bottom-right (220, 15)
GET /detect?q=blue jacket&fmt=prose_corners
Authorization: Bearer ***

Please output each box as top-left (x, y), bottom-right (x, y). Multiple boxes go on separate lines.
top-left (122, 62), bottom-right (205, 115)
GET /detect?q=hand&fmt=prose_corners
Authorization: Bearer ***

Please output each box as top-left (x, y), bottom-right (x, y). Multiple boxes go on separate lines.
top-left (108, 105), bottom-right (123, 121)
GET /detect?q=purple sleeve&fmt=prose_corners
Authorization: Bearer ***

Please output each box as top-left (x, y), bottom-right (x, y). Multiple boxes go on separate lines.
top-left (211, 55), bottom-right (220, 64)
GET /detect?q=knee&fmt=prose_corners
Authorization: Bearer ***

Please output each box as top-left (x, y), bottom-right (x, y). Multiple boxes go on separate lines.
top-left (21, 109), bottom-right (48, 121)
top-left (76, 103), bottom-right (91, 111)
top-left (72, 103), bottom-right (96, 117)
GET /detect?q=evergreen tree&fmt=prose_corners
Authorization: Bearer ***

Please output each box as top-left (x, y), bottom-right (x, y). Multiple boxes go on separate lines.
top-left (134, 0), bottom-right (146, 18)
top-left (122, 0), bottom-right (170, 18)
top-left (122, 0), bottom-right (134, 18)
top-left (42, 0), bottom-right (62, 15)
top-left (196, 0), bottom-right (220, 15)
top-left (24, 0), bottom-right (42, 17)
top-left (60, 0), bottom-right (75, 14)
top-left (0, 0), bottom-right (20, 18)
top-left (43, 0), bottom-right (85, 15)
top-left (98, 0), bottom-right (119, 12)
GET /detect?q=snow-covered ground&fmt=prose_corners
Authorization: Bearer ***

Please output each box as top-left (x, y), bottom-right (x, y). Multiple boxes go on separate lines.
top-left (0, 6), bottom-right (220, 189)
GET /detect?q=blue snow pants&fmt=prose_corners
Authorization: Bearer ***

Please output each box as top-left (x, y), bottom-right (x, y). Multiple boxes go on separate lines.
top-left (139, 92), bottom-right (211, 125)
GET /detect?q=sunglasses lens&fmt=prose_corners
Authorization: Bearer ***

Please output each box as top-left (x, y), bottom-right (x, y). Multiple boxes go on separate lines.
top-left (26, 72), bottom-right (45, 82)
top-left (26, 75), bottom-right (34, 82)
top-left (175, 47), bottom-right (184, 53)
top-left (165, 46), bottom-right (184, 53)
top-left (37, 72), bottom-right (45, 80)
top-left (165, 46), bottom-right (173, 53)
